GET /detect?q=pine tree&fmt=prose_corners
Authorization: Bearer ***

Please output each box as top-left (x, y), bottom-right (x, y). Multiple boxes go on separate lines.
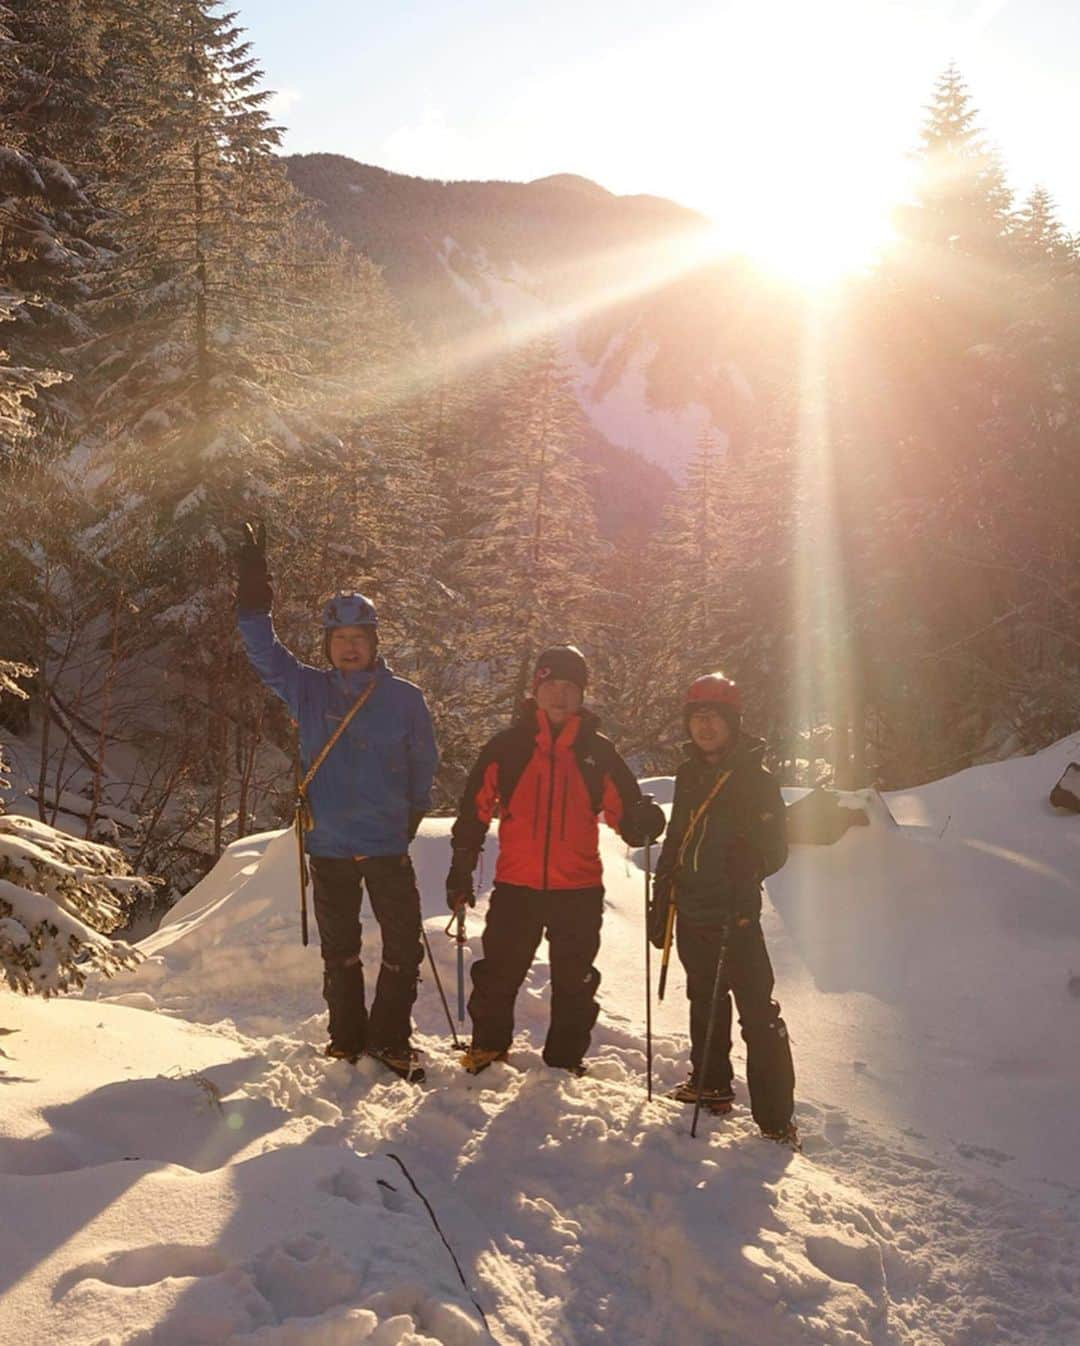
top-left (0, 290), bottom-right (63, 459)
top-left (904, 64), bottom-right (1013, 261)
top-left (845, 68), bottom-right (1022, 780)
top-left (1011, 186), bottom-right (1075, 275)
top-left (0, 659), bottom-right (145, 994)
top-left (74, 1), bottom-right (351, 856)
top-left (0, 1), bottom-right (117, 440)
top-left (631, 428), bottom-right (729, 756)
top-left (463, 339), bottom-right (605, 728)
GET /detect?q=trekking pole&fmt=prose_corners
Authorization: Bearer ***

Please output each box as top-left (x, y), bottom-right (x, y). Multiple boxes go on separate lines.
top-left (456, 907), bottom-right (467, 1023)
top-left (294, 790), bottom-right (310, 947)
top-left (644, 843), bottom-right (654, 1102)
top-left (657, 901), bottom-right (676, 1000)
top-left (421, 926), bottom-right (463, 1049)
top-left (691, 918), bottom-right (731, 1139)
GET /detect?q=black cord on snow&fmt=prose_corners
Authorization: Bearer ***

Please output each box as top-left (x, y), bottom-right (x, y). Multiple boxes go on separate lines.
top-left (385, 1152), bottom-right (494, 1337)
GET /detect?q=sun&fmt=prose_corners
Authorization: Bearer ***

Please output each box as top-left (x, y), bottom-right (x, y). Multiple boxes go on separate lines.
top-left (626, 2), bottom-right (916, 291)
top-left (699, 201), bottom-right (897, 290)
top-left (686, 145), bottom-right (908, 291)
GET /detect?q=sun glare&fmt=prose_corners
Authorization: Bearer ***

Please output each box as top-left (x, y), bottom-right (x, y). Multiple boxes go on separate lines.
top-left (699, 203), bottom-right (896, 290)
top-left (687, 123), bottom-right (910, 291)
top-left (614, 0), bottom-right (920, 292)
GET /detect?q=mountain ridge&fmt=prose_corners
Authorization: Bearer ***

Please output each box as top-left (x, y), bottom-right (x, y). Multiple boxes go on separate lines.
top-left (284, 153), bottom-right (798, 483)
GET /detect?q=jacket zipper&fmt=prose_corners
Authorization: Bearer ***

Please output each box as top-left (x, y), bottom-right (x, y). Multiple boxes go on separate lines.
top-left (532, 775), bottom-right (542, 836)
top-left (559, 769), bottom-right (568, 840)
top-left (541, 739), bottom-right (557, 891)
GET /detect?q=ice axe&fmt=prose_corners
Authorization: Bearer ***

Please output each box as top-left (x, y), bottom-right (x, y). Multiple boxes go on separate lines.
top-left (656, 900), bottom-right (676, 1001)
top-left (421, 925), bottom-right (463, 1050)
top-left (444, 906), bottom-right (469, 1024)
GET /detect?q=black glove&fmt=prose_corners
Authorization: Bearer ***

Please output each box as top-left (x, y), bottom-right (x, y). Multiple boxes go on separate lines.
top-left (622, 793), bottom-right (666, 847)
top-left (647, 872), bottom-right (673, 949)
top-left (446, 847), bottom-right (477, 912)
top-left (237, 520), bottom-right (273, 613)
top-left (407, 810), bottom-right (424, 843)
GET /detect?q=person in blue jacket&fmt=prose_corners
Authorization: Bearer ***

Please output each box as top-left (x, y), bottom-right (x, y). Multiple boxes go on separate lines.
top-left (236, 524), bottom-right (438, 1082)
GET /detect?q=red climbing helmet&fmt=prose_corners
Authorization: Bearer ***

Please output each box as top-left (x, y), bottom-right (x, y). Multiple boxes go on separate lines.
top-left (685, 672), bottom-right (741, 712)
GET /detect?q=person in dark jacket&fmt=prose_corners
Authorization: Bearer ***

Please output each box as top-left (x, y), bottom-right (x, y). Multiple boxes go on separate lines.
top-left (236, 524), bottom-right (438, 1082)
top-left (446, 645), bottom-right (666, 1075)
top-left (650, 672), bottom-right (796, 1143)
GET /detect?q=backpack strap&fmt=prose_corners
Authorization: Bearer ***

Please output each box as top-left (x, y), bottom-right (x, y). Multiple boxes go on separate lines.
top-left (674, 769), bottom-right (733, 872)
top-left (296, 679), bottom-right (379, 831)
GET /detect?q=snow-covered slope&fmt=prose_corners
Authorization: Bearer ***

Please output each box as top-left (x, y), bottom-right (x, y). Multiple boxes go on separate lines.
top-left (287, 156), bottom-right (768, 483)
top-left (2, 734), bottom-right (1080, 1345)
top-left (437, 235), bottom-right (717, 477)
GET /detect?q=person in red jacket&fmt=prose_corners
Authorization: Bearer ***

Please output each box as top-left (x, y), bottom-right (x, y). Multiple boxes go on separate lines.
top-left (446, 645), bottom-right (666, 1075)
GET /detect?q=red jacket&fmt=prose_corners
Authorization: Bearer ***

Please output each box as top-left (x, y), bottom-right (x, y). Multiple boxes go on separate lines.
top-left (452, 703), bottom-right (645, 890)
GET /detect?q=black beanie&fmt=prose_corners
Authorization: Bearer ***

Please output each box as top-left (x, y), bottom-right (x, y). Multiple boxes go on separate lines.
top-left (533, 645), bottom-right (588, 693)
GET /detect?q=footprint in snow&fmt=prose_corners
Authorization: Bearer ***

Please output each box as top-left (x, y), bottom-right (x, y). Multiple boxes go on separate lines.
top-left (955, 1140), bottom-right (1014, 1165)
top-left (54, 1244), bottom-right (227, 1299)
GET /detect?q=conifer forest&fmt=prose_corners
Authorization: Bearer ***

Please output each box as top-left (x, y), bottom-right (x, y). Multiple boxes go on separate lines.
top-left (2, 1), bottom-right (1078, 917)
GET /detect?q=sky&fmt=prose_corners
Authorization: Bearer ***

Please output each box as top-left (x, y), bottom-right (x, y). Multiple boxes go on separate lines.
top-left (237, 0), bottom-right (1080, 272)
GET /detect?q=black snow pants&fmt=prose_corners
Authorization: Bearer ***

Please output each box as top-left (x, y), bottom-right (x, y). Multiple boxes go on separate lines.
top-left (676, 915), bottom-right (795, 1134)
top-left (309, 854), bottom-right (423, 1056)
top-left (468, 883), bottom-right (604, 1069)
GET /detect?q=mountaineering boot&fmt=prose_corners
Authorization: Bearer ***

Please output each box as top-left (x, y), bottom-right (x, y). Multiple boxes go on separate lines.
top-left (367, 1044), bottom-right (426, 1084)
top-left (324, 1043), bottom-right (360, 1064)
top-left (460, 1045), bottom-right (509, 1075)
top-left (669, 1077), bottom-right (735, 1113)
top-left (760, 1121), bottom-right (801, 1151)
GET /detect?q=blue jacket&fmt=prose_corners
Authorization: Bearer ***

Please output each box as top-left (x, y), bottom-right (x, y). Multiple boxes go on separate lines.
top-left (238, 612), bottom-right (439, 858)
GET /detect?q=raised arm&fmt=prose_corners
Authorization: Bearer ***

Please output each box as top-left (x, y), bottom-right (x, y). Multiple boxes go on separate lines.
top-left (236, 521), bottom-right (306, 719)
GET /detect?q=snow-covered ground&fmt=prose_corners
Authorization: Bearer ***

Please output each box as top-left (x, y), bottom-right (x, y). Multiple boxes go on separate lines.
top-left (3, 734), bottom-right (1080, 1345)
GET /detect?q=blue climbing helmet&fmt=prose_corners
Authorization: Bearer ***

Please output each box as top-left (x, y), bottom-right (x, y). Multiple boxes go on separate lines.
top-left (321, 591), bottom-right (378, 629)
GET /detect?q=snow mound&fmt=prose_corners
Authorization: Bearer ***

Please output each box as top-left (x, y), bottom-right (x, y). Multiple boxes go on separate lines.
top-left (97, 821), bottom-right (498, 1036)
top-left (21, 733), bottom-right (1073, 1344)
top-left (765, 735), bottom-right (1080, 1194)
top-left (4, 991), bottom-right (1080, 1346)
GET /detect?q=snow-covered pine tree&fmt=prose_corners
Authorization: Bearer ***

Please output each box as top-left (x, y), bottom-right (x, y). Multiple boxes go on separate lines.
top-left (464, 339), bottom-right (605, 729)
top-left (0, 659), bottom-right (145, 994)
top-left (77, 0), bottom-right (351, 857)
top-left (629, 428), bottom-right (734, 761)
top-left (0, 0), bottom-right (116, 442)
top-left (624, 413), bottom-right (803, 775)
top-left (1011, 186), bottom-right (1076, 276)
top-left (950, 187), bottom-right (1080, 748)
top-left (218, 231), bottom-right (467, 827)
top-left (409, 355), bottom-right (504, 794)
top-left (0, 290), bottom-right (63, 461)
top-left (848, 67), bottom-right (1020, 781)
top-left (902, 63), bottom-right (1013, 262)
